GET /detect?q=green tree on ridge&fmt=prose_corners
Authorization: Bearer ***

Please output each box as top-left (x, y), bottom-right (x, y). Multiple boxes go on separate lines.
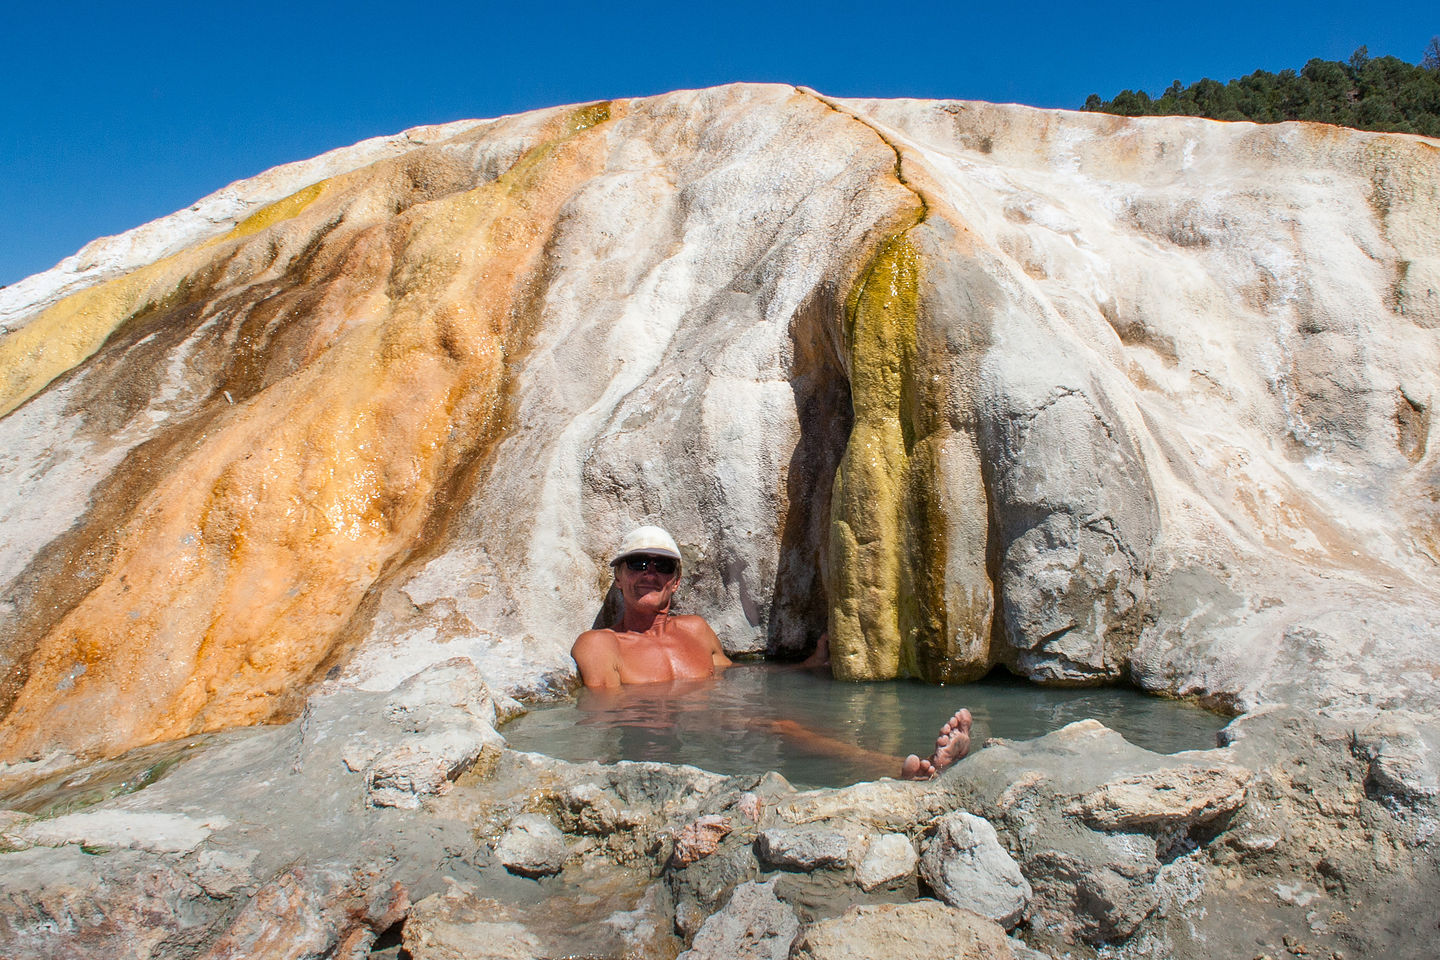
top-left (1083, 40), bottom-right (1440, 137)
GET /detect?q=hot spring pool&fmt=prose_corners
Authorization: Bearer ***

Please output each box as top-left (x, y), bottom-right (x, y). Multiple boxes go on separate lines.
top-left (501, 664), bottom-right (1227, 788)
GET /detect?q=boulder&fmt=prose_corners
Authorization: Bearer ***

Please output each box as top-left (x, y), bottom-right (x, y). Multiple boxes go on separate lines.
top-left (918, 812), bottom-right (1030, 929)
top-left (755, 825), bottom-right (850, 870)
top-left (791, 900), bottom-right (1016, 960)
top-left (365, 728), bottom-right (494, 810)
top-left (678, 879), bottom-right (798, 960)
top-left (1066, 762), bottom-right (1252, 833)
top-left (854, 832), bottom-right (919, 891)
top-left (493, 814), bottom-right (568, 878)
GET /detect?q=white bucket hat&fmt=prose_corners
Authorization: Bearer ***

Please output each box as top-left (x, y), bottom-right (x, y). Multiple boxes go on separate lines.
top-left (612, 525), bottom-right (682, 566)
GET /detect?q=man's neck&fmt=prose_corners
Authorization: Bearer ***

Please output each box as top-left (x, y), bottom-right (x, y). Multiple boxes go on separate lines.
top-left (619, 606), bottom-right (671, 635)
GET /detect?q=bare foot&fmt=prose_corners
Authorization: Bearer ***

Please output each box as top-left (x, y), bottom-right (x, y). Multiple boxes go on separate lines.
top-left (901, 709), bottom-right (972, 780)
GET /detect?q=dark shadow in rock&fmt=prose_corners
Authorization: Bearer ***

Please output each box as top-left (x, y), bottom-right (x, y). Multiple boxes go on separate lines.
top-left (767, 290), bottom-right (853, 660)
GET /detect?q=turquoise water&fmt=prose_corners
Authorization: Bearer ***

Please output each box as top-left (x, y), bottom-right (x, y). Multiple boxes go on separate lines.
top-left (501, 664), bottom-right (1227, 789)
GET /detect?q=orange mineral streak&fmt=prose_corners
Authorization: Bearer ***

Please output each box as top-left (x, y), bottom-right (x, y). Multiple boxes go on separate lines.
top-left (0, 104), bottom-right (614, 761)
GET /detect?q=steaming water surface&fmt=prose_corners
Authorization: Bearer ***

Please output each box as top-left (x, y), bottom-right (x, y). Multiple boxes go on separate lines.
top-left (502, 664), bottom-right (1226, 788)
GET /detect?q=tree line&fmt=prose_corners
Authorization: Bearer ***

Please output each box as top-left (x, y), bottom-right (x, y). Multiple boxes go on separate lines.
top-left (1083, 39), bottom-right (1440, 137)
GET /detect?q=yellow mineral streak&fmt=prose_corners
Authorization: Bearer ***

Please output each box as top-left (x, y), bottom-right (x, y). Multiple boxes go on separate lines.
top-left (0, 104), bottom-right (615, 761)
top-left (826, 224), bottom-right (993, 683)
top-left (0, 178), bottom-right (333, 420)
top-left (227, 181), bottom-right (328, 240)
top-left (828, 232), bottom-right (925, 681)
top-left (0, 255), bottom-right (192, 418)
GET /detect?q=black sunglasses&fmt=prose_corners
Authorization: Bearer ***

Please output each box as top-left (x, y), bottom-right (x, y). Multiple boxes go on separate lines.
top-left (623, 555), bottom-right (677, 575)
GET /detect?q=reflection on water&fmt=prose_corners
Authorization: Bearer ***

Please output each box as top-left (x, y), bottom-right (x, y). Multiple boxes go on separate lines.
top-left (502, 665), bottom-right (1227, 789)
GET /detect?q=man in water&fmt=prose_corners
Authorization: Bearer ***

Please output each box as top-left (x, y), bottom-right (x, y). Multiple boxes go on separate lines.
top-left (571, 525), bottom-right (972, 780)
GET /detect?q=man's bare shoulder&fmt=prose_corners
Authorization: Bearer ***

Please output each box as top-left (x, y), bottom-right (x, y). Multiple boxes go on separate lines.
top-left (668, 614), bottom-right (718, 637)
top-left (572, 628), bottom-right (620, 654)
top-left (572, 628), bottom-right (623, 688)
top-left (669, 615), bottom-right (730, 666)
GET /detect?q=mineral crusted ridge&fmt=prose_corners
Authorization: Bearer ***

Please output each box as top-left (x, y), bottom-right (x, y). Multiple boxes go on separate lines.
top-left (1, 84), bottom-right (1438, 959)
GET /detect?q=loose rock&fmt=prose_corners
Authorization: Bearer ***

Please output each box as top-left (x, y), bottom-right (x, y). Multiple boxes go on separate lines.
top-left (791, 900), bottom-right (1016, 960)
top-left (366, 729), bottom-right (492, 809)
top-left (918, 811), bottom-right (1030, 929)
top-left (1068, 762), bottom-right (1252, 833)
top-left (756, 826), bottom-right (849, 871)
top-left (678, 879), bottom-right (798, 960)
top-left (671, 815), bottom-right (733, 868)
top-left (854, 833), bottom-right (918, 891)
top-left (494, 814), bottom-right (567, 878)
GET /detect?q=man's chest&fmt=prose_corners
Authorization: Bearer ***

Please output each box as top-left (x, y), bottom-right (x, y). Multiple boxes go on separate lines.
top-left (615, 633), bottom-right (712, 682)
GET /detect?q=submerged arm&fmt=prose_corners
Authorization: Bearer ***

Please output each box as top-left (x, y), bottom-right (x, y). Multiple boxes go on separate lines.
top-left (757, 708), bottom-right (973, 781)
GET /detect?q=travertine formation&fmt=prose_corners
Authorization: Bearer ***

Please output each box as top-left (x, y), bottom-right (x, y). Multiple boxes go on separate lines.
top-left (1, 84), bottom-right (1438, 770)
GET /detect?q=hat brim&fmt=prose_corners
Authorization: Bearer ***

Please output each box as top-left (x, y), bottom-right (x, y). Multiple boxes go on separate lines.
top-left (612, 547), bottom-right (682, 565)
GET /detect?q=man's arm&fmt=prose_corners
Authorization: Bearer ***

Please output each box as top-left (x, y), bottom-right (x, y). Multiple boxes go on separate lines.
top-left (571, 630), bottom-right (623, 688)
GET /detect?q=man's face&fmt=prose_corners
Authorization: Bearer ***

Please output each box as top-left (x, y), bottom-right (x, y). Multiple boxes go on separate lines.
top-left (615, 554), bottom-right (680, 612)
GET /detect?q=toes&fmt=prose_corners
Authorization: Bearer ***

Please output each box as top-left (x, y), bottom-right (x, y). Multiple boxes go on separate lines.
top-left (902, 754), bottom-right (940, 781)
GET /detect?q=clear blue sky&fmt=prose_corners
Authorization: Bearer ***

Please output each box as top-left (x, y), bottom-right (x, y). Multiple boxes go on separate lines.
top-left (2, 1), bottom-right (1434, 286)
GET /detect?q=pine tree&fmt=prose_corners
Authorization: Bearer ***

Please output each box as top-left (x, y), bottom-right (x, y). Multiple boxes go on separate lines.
top-left (1083, 43), bottom-right (1440, 137)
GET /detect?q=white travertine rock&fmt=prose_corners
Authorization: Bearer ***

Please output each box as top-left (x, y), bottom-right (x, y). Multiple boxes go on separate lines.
top-left (0, 83), bottom-right (1436, 764)
top-left (855, 832), bottom-right (919, 890)
top-left (19, 810), bottom-right (229, 854)
top-left (918, 811), bottom-right (1031, 929)
top-left (678, 879), bottom-right (798, 960)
